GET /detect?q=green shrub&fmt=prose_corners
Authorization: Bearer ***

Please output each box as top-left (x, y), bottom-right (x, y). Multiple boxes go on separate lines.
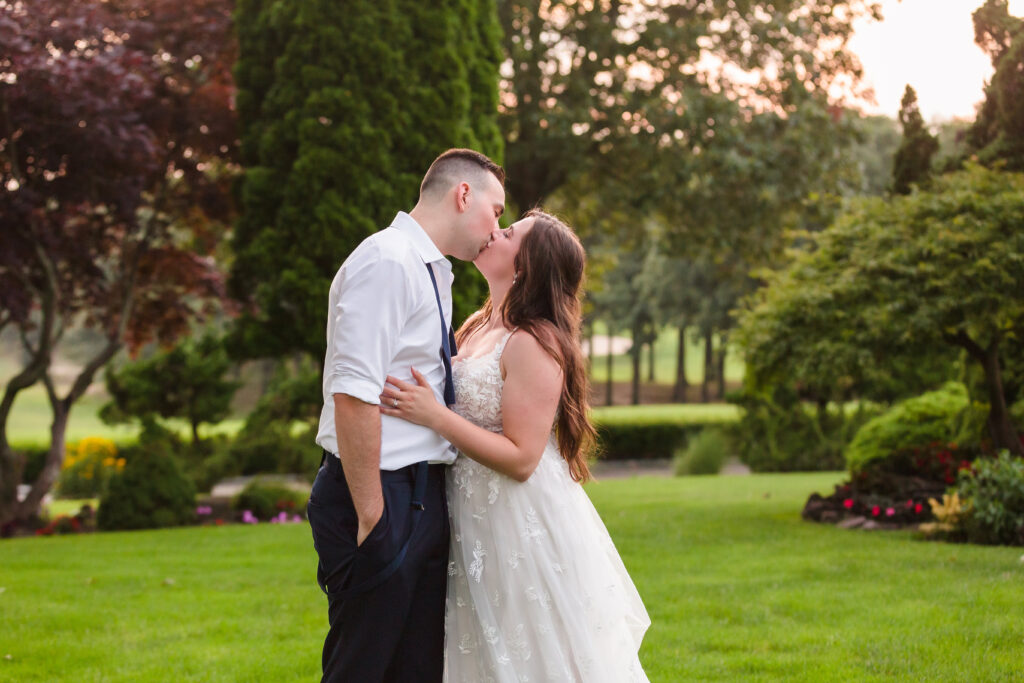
top-left (730, 387), bottom-right (880, 472)
top-left (957, 451), bottom-right (1024, 546)
top-left (97, 445), bottom-right (196, 531)
top-left (845, 383), bottom-right (968, 473)
top-left (17, 444), bottom-right (49, 484)
top-left (674, 428), bottom-right (729, 476)
top-left (57, 437), bottom-right (125, 498)
top-left (234, 482), bottom-right (308, 521)
top-left (229, 423), bottom-right (320, 477)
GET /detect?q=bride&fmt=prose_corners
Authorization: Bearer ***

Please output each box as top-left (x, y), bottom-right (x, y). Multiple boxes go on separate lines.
top-left (379, 209), bottom-right (650, 682)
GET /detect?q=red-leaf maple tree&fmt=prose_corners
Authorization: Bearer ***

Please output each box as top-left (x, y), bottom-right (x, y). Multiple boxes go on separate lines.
top-left (0, 0), bottom-right (238, 527)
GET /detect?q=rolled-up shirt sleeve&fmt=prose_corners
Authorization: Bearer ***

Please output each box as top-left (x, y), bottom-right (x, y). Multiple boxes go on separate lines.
top-left (327, 248), bottom-right (413, 404)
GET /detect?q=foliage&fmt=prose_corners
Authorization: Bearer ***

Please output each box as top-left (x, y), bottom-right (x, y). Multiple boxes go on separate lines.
top-left (729, 385), bottom-right (881, 472)
top-left (101, 333), bottom-right (239, 446)
top-left (673, 428), bottom-right (729, 476)
top-left (845, 383), bottom-right (969, 473)
top-left (229, 0), bottom-right (503, 362)
top-left (228, 423), bottom-right (320, 478)
top-left (56, 437), bottom-right (125, 499)
top-left (0, 0), bottom-right (237, 524)
top-left (97, 444), bottom-right (196, 531)
top-left (233, 482), bottom-right (308, 522)
top-left (497, 0), bottom-right (880, 216)
top-left (892, 85), bottom-right (939, 194)
top-left (957, 451), bottom-right (1024, 545)
top-left (737, 166), bottom-right (1024, 455)
top-left (803, 440), bottom-right (983, 528)
top-left (965, 1), bottom-right (1024, 170)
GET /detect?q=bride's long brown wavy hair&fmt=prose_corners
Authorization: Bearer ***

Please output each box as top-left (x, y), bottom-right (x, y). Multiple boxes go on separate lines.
top-left (456, 209), bottom-right (596, 482)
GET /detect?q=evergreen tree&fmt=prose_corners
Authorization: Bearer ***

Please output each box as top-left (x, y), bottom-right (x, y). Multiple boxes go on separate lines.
top-left (966, 0), bottom-right (1024, 169)
top-left (229, 0), bottom-right (503, 362)
top-left (892, 85), bottom-right (939, 194)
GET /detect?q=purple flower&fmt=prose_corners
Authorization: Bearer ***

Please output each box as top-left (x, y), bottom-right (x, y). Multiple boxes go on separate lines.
top-left (196, 505), bottom-right (213, 516)
top-left (241, 510), bottom-right (259, 524)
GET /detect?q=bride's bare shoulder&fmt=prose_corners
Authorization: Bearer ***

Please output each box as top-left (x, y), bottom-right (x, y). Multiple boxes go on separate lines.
top-left (502, 327), bottom-right (562, 378)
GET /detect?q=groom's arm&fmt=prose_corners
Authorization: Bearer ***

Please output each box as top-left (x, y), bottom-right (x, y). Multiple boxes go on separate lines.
top-left (326, 247), bottom-right (412, 545)
top-left (334, 394), bottom-right (383, 546)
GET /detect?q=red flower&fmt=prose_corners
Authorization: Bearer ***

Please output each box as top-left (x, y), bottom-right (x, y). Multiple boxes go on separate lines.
top-left (914, 503), bottom-right (923, 514)
top-left (215, 519), bottom-right (224, 526)
top-left (958, 460), bottom-right (972, 471)
top-left (871, 506), bottom-right (881, 517)
top-left (843, 499), bottom-right (855, 509)
top-left (905, 499), bottom-right (914, 508)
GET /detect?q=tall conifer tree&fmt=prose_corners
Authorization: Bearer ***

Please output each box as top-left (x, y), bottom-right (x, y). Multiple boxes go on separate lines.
top-left (230, 0), bottom-right (503, 361)
top-left (892, 85), bottom-right (938, 195)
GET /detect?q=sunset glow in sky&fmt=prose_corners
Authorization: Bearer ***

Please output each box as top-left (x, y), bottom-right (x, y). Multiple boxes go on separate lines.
top-left (850, 0), bottom-right (1024, 121)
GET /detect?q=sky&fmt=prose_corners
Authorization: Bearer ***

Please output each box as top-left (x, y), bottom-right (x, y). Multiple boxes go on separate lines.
top-left (849, 0), bottom-right (1024, 122)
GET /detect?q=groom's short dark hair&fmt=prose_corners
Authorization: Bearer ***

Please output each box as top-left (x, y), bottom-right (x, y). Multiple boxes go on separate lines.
top-left (420, 149), bottom-right (505, 199)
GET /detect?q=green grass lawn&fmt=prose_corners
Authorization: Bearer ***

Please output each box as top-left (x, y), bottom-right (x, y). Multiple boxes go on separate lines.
top-left (3, 473), bottom-right (1021, 681)
top-left (588, 323), bottom-right (746, 385)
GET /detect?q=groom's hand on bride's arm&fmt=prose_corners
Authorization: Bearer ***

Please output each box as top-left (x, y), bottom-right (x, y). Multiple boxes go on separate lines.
top-left (333, 393), bottom-right (384, 546)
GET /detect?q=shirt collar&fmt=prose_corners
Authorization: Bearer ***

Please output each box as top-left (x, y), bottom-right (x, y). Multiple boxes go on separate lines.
top-left (390, 211), bottom-right (448, 267)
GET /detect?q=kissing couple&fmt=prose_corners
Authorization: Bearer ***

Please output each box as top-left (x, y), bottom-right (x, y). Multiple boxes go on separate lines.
top-left (307, 149), bottom-right (650, 682)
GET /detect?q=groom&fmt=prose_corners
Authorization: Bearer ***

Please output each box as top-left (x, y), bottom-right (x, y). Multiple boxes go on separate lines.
top-left (309, 149), bottom-right (505, 682)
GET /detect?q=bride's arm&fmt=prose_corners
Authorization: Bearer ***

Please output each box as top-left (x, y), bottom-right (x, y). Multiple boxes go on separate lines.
top-left (379, 332), bottom-right (562, 482)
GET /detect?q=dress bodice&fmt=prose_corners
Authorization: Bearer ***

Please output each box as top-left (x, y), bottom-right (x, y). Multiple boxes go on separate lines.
top-left (451, 330), bottom-right (515, 434)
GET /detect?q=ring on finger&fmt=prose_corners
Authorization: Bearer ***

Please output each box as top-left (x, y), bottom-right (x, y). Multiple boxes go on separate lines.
top-left (392, 398), bottom-right (399, 408)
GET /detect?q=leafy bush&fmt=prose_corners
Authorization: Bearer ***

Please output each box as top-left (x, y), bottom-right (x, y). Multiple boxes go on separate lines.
top-left (957, 451), bottom-right (1024, 546)
top-left (845, 383), bottom-right (968, 473)
top-left (730, 386), bottom-right (880, 472)
top-left (229, 423), bottom-right (321, 477)
top-left (233, 481), bottom-right (308, 521)
top-left (16, 444), bottom-right (49, 484)
top-left (97, 445), bottom-right (196, 531)
top-left (57, 437), bottom-right (125, 498)
top-left (674, 428), bottom-right (730, 476)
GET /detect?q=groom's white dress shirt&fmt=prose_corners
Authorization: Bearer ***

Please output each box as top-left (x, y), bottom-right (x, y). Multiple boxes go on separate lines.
top-left (316, 211), bottom-right (458, 469)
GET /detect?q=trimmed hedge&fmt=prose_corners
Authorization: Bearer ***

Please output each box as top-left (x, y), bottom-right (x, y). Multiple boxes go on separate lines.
top-left (592, 405), bottom-right (739, 461)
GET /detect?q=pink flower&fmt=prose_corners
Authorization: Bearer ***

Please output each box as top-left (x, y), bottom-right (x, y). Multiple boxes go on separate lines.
top-left (843, 499), bottom-right (854, 509)
top-left (885, 507), bottom-right (895, 517)
top-left (871, 506), bottom-right (880, 517)
top-left (241, 510), bottom-right (259, 524)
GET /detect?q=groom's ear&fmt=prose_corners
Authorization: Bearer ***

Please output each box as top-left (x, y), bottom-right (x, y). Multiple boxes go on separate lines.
top-left (454, 182), bottom-right (471, 212)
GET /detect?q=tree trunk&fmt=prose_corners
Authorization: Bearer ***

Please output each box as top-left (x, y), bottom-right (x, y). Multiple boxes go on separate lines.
top-left (716, 340), bottom-right (727, 401)
top-left (605, 325), bottom-right (614, 407)
top-left (981, 345), bottom-right (1022, 455)
top-left (947, 331), bottom-right (1022, 456)
top-left (673, 324), bottom-right (688, 402)
top-left (14, 395), bottom-right (69, 521)
top-left (631, 320), bottom-right (642, 406)
top-left (701, 329), bottom-right (714, 403)
top-left (585, 321), bottom-right (594, 375)
top-left (647, 337), bottom-right (655, 383)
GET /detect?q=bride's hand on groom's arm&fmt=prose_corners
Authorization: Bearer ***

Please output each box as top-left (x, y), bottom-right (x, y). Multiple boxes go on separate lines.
top-left (379, 368), bottom-right (444, 430)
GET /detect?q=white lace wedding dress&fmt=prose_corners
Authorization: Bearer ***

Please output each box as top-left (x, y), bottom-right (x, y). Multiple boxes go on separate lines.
top-left (444, 330), bottom-right (650, 683)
